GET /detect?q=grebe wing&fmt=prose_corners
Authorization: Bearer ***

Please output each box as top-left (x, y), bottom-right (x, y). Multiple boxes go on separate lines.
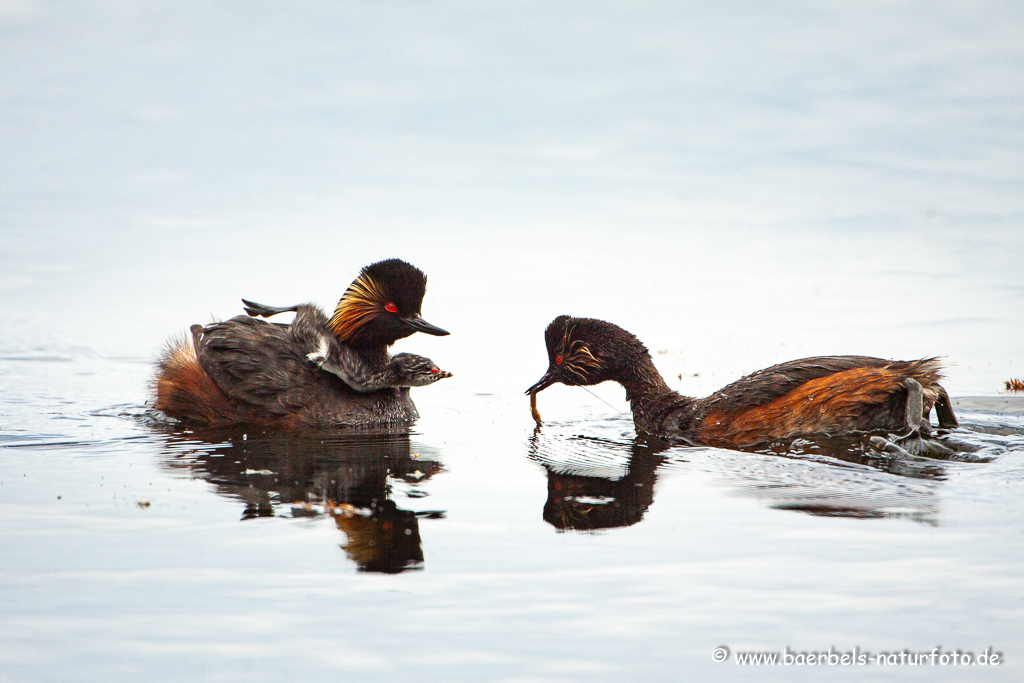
top-left (194, 315), bottom-right (312, 414)
top-left (702, 355), bottom-right (900, 414)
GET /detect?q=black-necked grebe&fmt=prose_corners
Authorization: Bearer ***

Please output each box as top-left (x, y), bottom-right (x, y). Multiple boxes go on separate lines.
top-left (527, 316), bottom-right (958, 452)
top-left (154, 259), bottom-right (450, 428)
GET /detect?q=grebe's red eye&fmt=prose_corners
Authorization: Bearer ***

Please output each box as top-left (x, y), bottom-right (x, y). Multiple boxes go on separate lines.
top-left (384, 302), bottom-right (397, 313)
top-left (431, 367), bottom-right (439, 374)
top-left (555, 355), bottom-right (563, 365)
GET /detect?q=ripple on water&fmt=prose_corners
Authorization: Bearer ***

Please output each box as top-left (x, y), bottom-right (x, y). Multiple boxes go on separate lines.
top-left (526, 411), bottom-right (1024, 529)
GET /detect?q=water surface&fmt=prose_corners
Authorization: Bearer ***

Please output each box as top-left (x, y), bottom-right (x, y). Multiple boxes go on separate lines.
top-left (2, 2), bottom-right (1024, 681)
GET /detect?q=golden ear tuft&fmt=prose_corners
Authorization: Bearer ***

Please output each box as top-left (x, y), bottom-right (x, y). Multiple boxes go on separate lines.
top-left (329, 272), bottom-right (390, 342)
top-left (571, 342), bottom-right (601, 369)
top-left (560, 342), bottom-right (602, 380)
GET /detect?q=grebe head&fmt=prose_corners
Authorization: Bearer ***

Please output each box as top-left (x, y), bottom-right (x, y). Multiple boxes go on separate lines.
top-left (329, 259), bottom-right (449, 348)
top-left (526, 316), bottom-right (647, 394)
top-left (390, 353), bottom-right (453, 387)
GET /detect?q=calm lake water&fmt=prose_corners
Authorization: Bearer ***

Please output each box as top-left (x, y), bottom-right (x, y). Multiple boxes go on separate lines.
top-left (2, 2), bottom-right (1023, 681)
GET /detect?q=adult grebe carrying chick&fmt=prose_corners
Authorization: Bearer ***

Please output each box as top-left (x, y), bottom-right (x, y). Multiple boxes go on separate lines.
top-left (154, 259), bottom-right (451, 428)
top-left (527, 316), bottom-right (958, 453)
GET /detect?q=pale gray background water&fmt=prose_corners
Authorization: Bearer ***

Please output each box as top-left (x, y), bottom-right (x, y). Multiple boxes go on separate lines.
top-left (2, 2), bottom-right (1023, 681)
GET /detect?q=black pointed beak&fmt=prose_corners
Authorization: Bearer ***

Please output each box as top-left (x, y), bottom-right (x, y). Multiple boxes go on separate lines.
top-left (403, 313), bottom-right (449, 336)
top-left (526, 367), bottom-right (559, 395)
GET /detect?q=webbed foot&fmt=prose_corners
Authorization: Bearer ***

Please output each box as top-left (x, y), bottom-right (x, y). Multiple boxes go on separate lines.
top-left (893, 378), bottom-right (928, 454)
top-left (869, 435), bottom-right (914, 457)
top-left (241, 299), bottom-right (299, 318)
top-left (934, 387), bottom-right (959, 429)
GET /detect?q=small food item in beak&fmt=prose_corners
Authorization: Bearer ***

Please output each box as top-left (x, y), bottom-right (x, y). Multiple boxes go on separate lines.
top-left (530, 391), bottom-right (542, 425)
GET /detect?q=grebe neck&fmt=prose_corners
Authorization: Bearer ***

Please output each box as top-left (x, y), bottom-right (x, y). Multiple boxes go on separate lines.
top-left (615, 350), bottom-right (696, 435)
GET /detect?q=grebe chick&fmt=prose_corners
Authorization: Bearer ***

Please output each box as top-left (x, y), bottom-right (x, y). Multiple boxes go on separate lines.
top-left (526, 316), bottom-right (958, 451)
top-left (379, 353), bottom-right (452, 387)
top-left (242, 300), bottom-right (450, 391)
top-left (154, 259), bottom-right (450, 428)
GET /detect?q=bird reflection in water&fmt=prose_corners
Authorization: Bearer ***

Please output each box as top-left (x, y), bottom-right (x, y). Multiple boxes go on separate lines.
top-left (158, 427), bottom-right (444, 573)
top-left (543, 448), bottom-right (665, 531)
top-left (528, 421), bottom-right (998, 530)
top-left (528, 430), bottom-right (669, 532)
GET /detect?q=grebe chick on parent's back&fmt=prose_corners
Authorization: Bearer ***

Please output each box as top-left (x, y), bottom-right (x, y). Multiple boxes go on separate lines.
top-left (154, 259), bottom-right (450, 428)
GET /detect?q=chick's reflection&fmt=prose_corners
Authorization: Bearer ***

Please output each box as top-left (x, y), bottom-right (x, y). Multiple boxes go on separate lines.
top-left (161, 428), bottom-right (444, 573)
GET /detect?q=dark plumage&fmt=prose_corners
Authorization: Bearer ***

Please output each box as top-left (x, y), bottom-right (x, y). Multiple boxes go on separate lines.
top-left (527, 316), bottom-right (958, 450)
top-left (328, 259), bottom-right (446, 348)
top-left (153, 259), bottom-right (450, 428)
top-left (536, 446), bottom-right (664, 532)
